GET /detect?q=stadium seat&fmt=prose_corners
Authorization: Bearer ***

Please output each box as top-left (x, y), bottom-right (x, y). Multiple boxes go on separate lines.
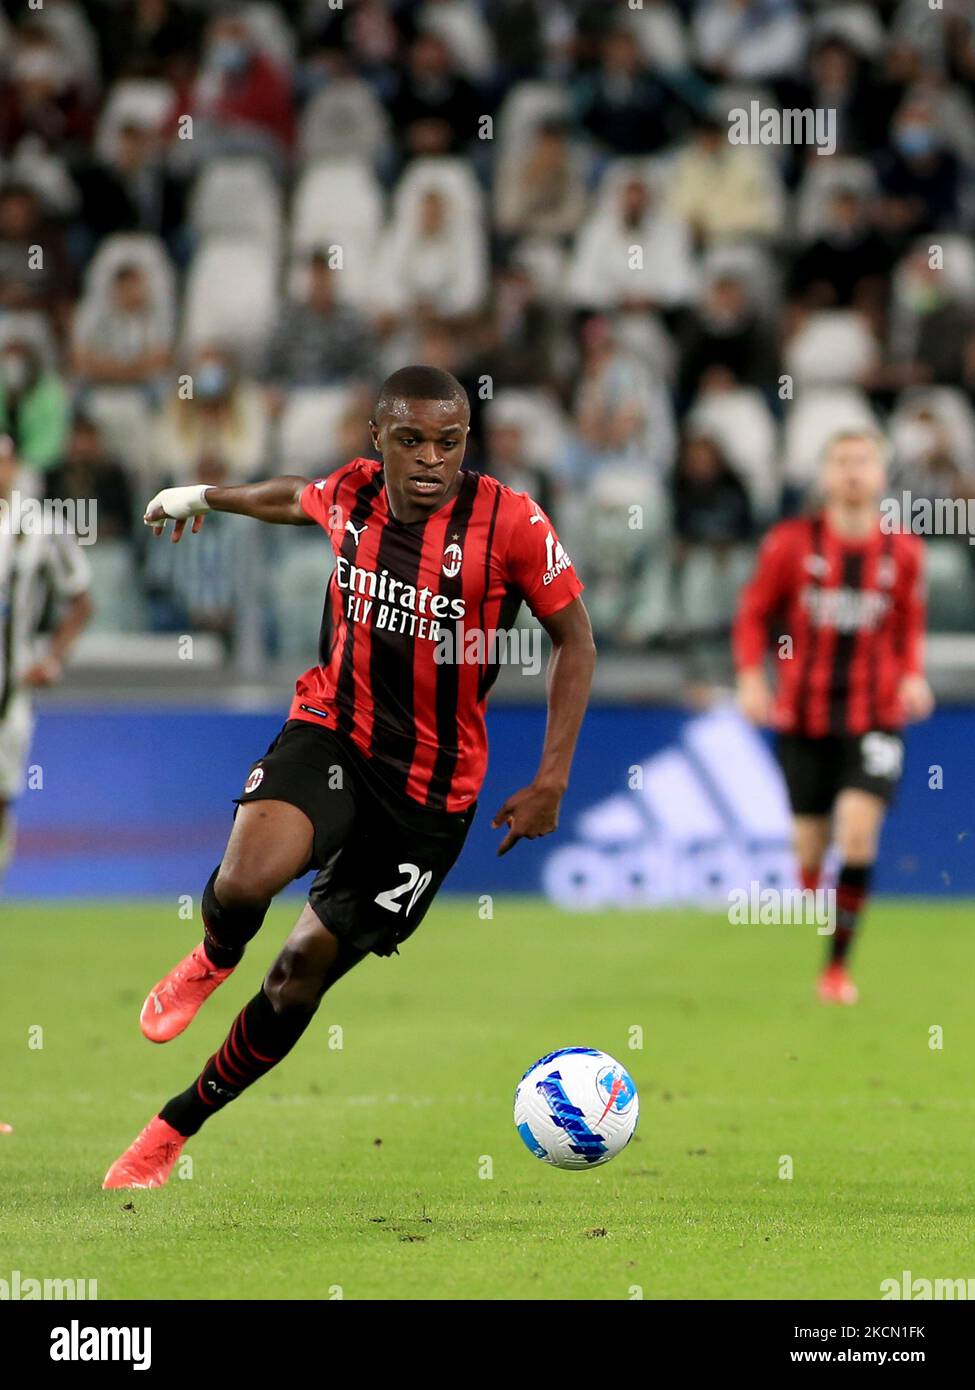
top-left (278, 388), bottom-right (357, 474)
top-left (925, 541), bottom-right (975, 633)
top-left (794, 158), bottom-right (878, 242)
top-left (299, 78), bottom-right (391, 171)
top-left (390, 157), bottom-right (485, 225)
top-left (782, 388), bottom-right (880, 490)
top-left (290, 160), bottom-right (384, 306)
top-left (81, 233), bottom-right (177, 337)
top-left (84, 540), bottom-right (148, 634)
top-left (182, 238), bottom-right (278, 363)
top-left (94, 79), bottom-right (174, 161)
top-left (889, 387), bottom-right (975, 472)
top-left (188, 158), bottom-right (284, 259)
top-left (267, 532), bottom-right (335, 661)
top-left (243, 2), bottom-right (297, 70)
top-left (698, 242), bottom-right (781, 317)
top-left (495, 82), bottom-right (572, 169)
top-left (484, 389), bottom-right (569, 472)
top-left (784, 310), bottom-right (879, 390)
top-left (686, 388), bottom-right (781, 520)
top-left (673, 545), bottom-right (755, 635)
top-left (83, 387), bottom-right (157, 489)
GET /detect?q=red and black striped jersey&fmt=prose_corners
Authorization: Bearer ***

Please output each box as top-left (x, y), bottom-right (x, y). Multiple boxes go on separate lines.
top-left (289, 458), bottom-right (584, 811)
top-left (732, 512), bottom-right (926, 736)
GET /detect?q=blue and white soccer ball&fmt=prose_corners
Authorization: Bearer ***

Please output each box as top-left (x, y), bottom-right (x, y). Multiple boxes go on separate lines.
top-left (514, 1047), bottom-right (639, 1170)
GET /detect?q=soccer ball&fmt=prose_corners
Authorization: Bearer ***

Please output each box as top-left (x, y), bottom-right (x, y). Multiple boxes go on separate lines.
top-left (513, 1047), bottom-right (639, 1170)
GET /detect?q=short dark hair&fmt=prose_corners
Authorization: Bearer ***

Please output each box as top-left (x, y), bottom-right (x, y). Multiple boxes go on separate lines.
top-left (374, 365), bottom-right (469, 423)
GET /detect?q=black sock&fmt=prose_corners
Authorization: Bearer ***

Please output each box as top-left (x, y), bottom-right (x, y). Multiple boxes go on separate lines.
top-left (160, 987), bottom-right (316, 1137)
top-left (200, 867), bottom-right (269, 969)
top-left (830, 863), bottom-right (872, 966)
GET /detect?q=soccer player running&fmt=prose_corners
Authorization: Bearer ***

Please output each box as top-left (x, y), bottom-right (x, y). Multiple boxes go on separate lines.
top-left (733, 430), bottom-right (932, 1004)
top-left (0, 435), bottom-right (93, 883)
top-left (104, 367), bottom-right (596, 1188)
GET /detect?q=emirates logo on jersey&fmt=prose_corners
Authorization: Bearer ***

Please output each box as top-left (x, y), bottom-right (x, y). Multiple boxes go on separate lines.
top-left (800, 586), bottom-right (890, 632)
top-left (442, 542), bottom-right (463, 578)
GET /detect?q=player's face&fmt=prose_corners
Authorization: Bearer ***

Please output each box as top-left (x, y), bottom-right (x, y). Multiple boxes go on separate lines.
top-left (371, 397), bottom-right (469, 521)
top-left (822, 438), bottom-right (886, 508)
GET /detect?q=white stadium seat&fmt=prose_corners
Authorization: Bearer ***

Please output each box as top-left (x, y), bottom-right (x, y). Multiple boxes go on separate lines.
top-left (188, 157), bottom-right (284, 258)
top-left (782, 387), bottom-right (880, 489)
top-left (784, 309), bottom-right (878, 389)
top-left (278, 387), bottom-right (357, 473)
top-left (182, 238), bottom-right (278, 361)
top-left (290, 160), bottom-right (384, 306)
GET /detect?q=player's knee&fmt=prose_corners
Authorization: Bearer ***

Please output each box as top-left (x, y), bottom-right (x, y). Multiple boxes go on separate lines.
top-left (835, 815), bottom-right (877, 863)
top-left (838, 832), bottom-right (876, 865)
top-left (264, 942), bottom-right (325, 1013)
top-left (214, 863), bottom-right (278, 910)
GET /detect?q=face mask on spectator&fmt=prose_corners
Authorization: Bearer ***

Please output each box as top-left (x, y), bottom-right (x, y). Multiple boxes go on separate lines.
top-left (209, 38), bottom-right (250, 75)
top-left (896, 124), bottom-right (937, 158)
top-left (196, 362), bottom-right (231, 400)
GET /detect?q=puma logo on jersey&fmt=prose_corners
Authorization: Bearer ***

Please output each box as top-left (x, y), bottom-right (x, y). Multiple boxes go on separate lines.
top-left (542, 530), bottom-right (571, 586)
top-left (345, 520), bottom-right (368, 546)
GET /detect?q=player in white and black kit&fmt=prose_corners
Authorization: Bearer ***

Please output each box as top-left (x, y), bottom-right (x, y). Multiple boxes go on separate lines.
top-left (0, 435), bottom-right (93, 880)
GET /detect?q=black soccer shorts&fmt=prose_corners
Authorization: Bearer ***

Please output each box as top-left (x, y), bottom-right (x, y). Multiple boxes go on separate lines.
top-left (776, 729), bottom-right (905, 817)
top-left (234, 720), bottom-right (475, 957)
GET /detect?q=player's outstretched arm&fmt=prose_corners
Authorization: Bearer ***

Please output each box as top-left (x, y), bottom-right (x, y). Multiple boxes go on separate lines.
top-left (144, 477), bottom-right (315, 541)
top-left (492, 597), bottom-right (596, 856)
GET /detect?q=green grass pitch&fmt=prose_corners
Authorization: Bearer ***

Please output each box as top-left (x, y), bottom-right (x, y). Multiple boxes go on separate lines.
top-left (2, 897), bottom-right (973, 1300)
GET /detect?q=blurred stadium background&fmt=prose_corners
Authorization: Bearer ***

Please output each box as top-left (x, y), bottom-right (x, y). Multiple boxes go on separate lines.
top-left (3, 0), bottom-right (975, 900)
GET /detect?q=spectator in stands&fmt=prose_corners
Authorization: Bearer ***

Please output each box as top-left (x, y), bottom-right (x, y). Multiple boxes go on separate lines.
top-left (76, 121), bottom-right (187, 259)
top-left (666, 115), bottom-right (784, 247)
top-left (671, 432), bottom-right (754, 550)
top-left (0, 183), bottom-right (75, 333)
top-left (0, 331), bottom-right (69, 473)
top-left (152, 345), bottom-right (268, 484)
top-left (72, 262), bottom-right (174, 398)
top-left (297, 52), bottom-right (391, 169)
top-left (93, 0), bottom-right (203, 85)
top-left (375, 185), bottom-right (487, 321)
top-left (0, 19), bottom-right (95, 155)
top-left (890, 246), bottom-right (975, 391)
top-left (263, 252), bottom-right (379, 410)
top-left (788, 187), bottom-right (892, 313)
top-left (188, 11), bottom-right (295, 166)
top-left (568, 169), bottom-right (696, 312)
top-left (481, 257), bottom-right (572, 391)
top-left (573, 26), bottom-right (694, 157)
top-left (45, 412), bottom-right (135, 541)
top-left (784, 35), bottom-right (887, 159)
top-left (494, 120), bottom-right (587, 243)
top-left (568, 313), bottom-right (676, 482)
top-left (482, 405), bottom-right (555, 515)
top-left (679, 273), bottom-right (778, 404)
top-left (876, 95), bottom-right (961, 244)
top-left (144, 452), bottom-right (244, 647)
top-left (389, 32), bottom-right (481, 160)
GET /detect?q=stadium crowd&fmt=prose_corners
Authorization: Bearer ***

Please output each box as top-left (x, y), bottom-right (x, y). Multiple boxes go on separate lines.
top-left (1, 0), bottom-right (974, 662)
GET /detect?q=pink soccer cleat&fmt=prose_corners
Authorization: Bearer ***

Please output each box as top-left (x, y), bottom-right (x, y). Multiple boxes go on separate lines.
top-left (140, 944), bottom-right (234, 1043)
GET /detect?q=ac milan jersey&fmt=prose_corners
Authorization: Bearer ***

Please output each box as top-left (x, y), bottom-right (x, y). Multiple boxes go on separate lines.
top-left (289, 458), bottom-right (584, 811)
top-left (732, 512), bottom-right (925, 736)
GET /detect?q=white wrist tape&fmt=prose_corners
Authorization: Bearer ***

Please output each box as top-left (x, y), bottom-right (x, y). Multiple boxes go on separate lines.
top-left (144, 484), bottom-right (212, 524)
